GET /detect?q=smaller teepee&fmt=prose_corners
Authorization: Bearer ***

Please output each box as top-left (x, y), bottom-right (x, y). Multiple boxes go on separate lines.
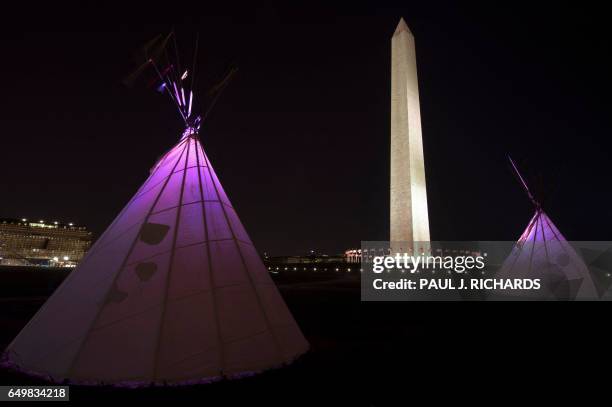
top-left (496, 157), bottom-right (597, 300)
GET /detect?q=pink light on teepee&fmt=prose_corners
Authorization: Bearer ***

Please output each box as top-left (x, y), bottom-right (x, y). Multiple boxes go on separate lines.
top-left (496, 157), bottom-right (598, 299)
top-left (2, 132), bottom-right (309, 384)
top-left (497, 209), bottom-right (598, 299)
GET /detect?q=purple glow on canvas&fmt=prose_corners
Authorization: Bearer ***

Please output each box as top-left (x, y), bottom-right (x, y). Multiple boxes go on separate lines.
top-left (181, 88), bottom-right (186, 107)
top-left (188, 91), bottom-right (193, 117)
top-left (181, 70), bottom-right (188, 80)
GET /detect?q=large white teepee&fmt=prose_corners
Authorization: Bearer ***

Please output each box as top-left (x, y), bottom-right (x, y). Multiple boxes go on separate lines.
top-left (496, 158), bottom-right (597, 300)
top-left (3, 131), bottom-right (308, 384)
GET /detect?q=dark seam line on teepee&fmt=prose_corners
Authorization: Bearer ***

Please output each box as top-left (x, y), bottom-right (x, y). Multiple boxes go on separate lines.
top-left (502, 215), bottom-right (536, 275)
top-left (90, 292), bottom-right (296, 346)
top-left (505, 213), bottom-right (539, 278)
top-left (178, 237), bottom-right (253, 246)
top-left (94, 137), bottom-right (190, 246)
top-left (149, 141), bottom-right (182, 173)
top-left (519, 212), bottom-right (538, 243)
top-left (195, 138), bottom-right (226, 375)
top-left (542, 214), bottom-right (563, 242)
top-left (538, 214), bottom-right (551, 267)
top-left (161, 318), bottom-right (301, 371)
top-left (202, 152), bottom-right (285, 362)
top-left (88, 198), bottom-right (242, 255)
top-left (542, 215), bottom-right (585, 271)
top-left (526, 214), bottom-right (539, 280)
top-left (89, 281), bottom-right (239, 333)
top-left (148, 200), bottom-right (236, 216)
top-left (518, 212), bottom-right (536, 243)
top-left (149, 199), bottom-right (225, 216)
top-left (6, 141), bottom-right (188, 356)
top-left (123, 238), bottom-right (254, 267)
top-left (152, 138), bottom-right (191, 380)
top-left (133, 178), bottom-right (175, 201)
top-left (541, 215), bottom-right (581, 271)
top-left (541, 214), bottom-right (591, 296)
top-left (133, 139), bottom-right (190, 199)
top-left (524, 213), bottom-right (538, 240)
top-left (164, 348), bottom-right (218, 369)
top-left (509, 211), bottom-right (540, 270)
top-left (82, 220), bottom-right (146, 255)
top-left (546, 216), bottom-right (599, 297)
top-left (88, 279), bottom-right (279, 333)
top-left (62, 141), bottom-right (190, 379)
top-left (171, 164), bottom-right (208, 174)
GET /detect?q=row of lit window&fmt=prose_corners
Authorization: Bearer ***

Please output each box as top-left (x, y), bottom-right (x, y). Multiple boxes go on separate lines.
top-left (21, 243), bottom-right (89, 248)
top-left (1, 249), bottom-right (86, 257)
top-left (0, 232), bottom-right (90, 239)
top-left (268, 266), bottom-right (361, 272)
top-left (0, 239), bottom-right (89, 245)
top-left (16, 219), bottom-right (76, 227)
top-left (0, 236), bottom-right (90, 244)
top-left (1, 231), bottom-right (66, 237)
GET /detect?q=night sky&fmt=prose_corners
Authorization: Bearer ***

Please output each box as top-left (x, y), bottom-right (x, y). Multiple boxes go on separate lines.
top-left (1, 2), bottom-right (610, 255)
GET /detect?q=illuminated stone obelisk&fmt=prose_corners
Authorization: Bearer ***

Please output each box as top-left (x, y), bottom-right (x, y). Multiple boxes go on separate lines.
top-left (390, 18), bottom-right (430, 249)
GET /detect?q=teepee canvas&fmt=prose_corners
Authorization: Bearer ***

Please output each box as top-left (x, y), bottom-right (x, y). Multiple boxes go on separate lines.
top-left (2, 50), bottom-right (308, 384)
top-left (495, 158), bottom-right (597, 300)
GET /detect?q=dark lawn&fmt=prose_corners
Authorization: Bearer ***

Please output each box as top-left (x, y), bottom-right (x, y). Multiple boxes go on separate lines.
top-left (0, 270), bottom-right (600, 404)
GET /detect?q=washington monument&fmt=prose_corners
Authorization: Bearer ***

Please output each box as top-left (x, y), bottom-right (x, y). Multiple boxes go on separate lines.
top-left (390, 18), bottom-right (430, 248)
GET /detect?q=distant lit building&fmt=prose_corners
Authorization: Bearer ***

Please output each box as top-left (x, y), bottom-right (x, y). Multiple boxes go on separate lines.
top-left (345, 249), bottom-right (361, 263)
top-left (267, 253), bottom-right (345, 265)
top-left (263, 251), bottom-right (357, 273)
top-left (345, 247), bottom-right (485, 265)
top-left (0, 218), bottom-right (93, 267)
